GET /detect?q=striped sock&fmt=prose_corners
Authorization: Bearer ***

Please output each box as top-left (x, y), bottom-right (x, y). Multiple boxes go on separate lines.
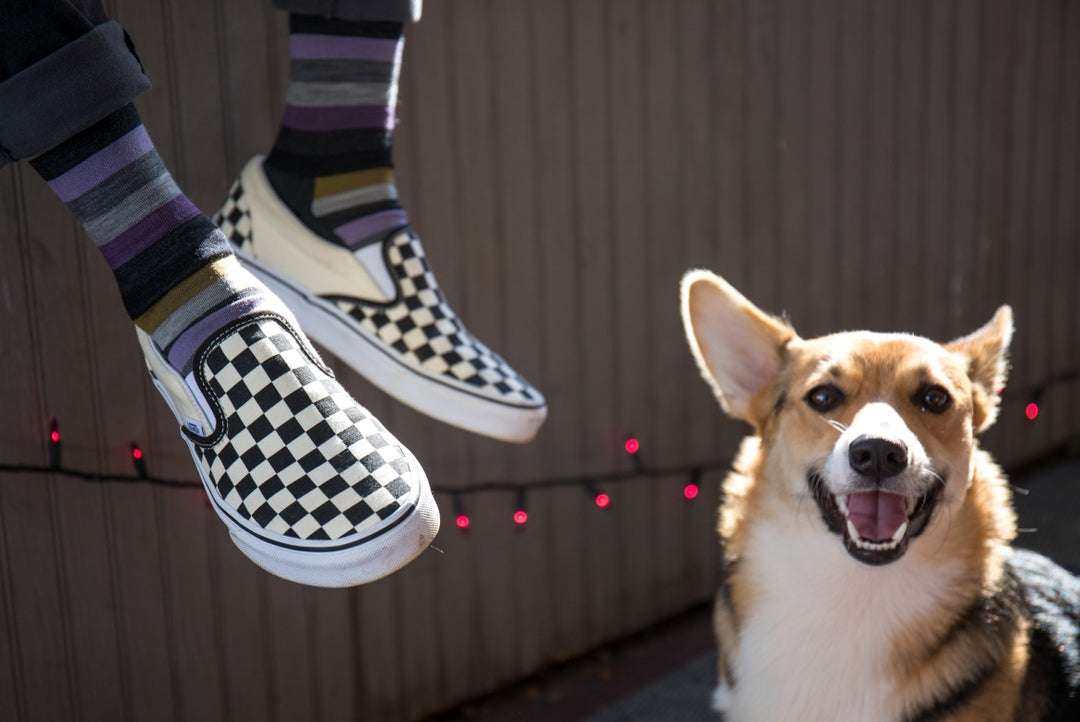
top-left (31, 105), bottom-right (280, 375)
top-left (263, 14), bottom-right (409, 250)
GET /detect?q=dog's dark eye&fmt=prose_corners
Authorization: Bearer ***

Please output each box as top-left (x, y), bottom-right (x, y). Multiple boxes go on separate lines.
top-left (915, 384), bottom-right (952, 414)
top-left (805, 384), bottom-right (845, 413)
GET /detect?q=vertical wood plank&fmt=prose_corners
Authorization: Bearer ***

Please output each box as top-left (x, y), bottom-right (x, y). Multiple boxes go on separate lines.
top-left (862, 0), bottom-right (901, 331)
top-left (530, 0), bottom-right (590, 658)
top-left (609, 0), bottom-right (656, 634)
top-left (487, 0), bottom-right (554, 678)
top-left (1004, 0), bottom-right (1040, 463)
top-left (1053, 2), bottom-right (1080, 438)
top-left (0, 165), bottom-right (34, 721)
top-left (834, 0), bottom-right (869, 333)
top-left (211, 531), bottom-right (274, 722)
top-left (395, 549), bottom-right (445, 720)
top-left (774, 0), bottom-right (810, 326)
top-left (216, 0), bottom-right (281, 178)
top-left (891, 1), bottom-right (927, 332)
top-left (264, 577), bottom-right (315, 722)
top-left (742, 0), bottom-right (780, 311)
top-left (571, 0), bottom-right (624, 648)
top-left (950, 0), bottom-right (983, 335)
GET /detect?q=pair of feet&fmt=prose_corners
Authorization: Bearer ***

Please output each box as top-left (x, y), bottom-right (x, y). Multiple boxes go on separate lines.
top-left (142, 157), bottom-right (546, 587)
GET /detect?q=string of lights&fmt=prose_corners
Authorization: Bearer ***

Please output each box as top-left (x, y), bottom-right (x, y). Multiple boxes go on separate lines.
top-left (2, 425), bottom-right (717, 529)
top-left (2, 369), bottom-right (1076, 530)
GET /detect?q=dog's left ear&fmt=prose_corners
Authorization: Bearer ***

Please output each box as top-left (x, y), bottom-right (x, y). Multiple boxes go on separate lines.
top-left (945, 306), bottom-right (1013, 434)
top-left (681, 270), bottom-right (797, 429)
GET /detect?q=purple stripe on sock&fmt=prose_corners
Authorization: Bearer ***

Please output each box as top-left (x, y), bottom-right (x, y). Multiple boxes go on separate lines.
top-left (48, 126), bottom-right (155, 202)
top-left (99, 195), bottom-right (201, 269)
top-left (281, 105), bottom-right (394, 131)
top-left (334, 210), bottom-right (408, 248)
top-left (290, 34), bottom-right (401, 62)
top-left (167, 294), bottom-right (272, 372)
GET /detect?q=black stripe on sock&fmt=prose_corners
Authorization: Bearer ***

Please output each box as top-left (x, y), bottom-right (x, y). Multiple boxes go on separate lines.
top-left (265, 146), bottom-right (393, 177)
top-left (113, 216), bottom-right (232, 318)
top-left (289, 14), bottom-right (403, 39)
top-left (30, 104), bottom-right (142, 180)
top-left (290, 59), bottom-right (394, 84)
top-left (268, 126), bottom-right (391, 159)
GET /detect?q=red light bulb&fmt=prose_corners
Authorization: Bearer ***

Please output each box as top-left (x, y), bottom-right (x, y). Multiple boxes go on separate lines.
top-left (1025, 402), bottom-right (1039, 421)
top-left (595, 493), bottom-right (611, 509)
top-left (624, 437), bottom-right (640, 455)
top-left (513, 510), bottom-right (528, 525)
top-left (456, 514), bottom-right (470, 529)
top-left (132, 447), bottom-right (143, 460)
top-left (47, 418), bottom-right (62, 469)
top-left (684, 483), bottom-right (699, 500)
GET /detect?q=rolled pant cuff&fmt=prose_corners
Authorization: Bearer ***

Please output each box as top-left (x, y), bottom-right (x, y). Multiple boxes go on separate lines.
top-left (0, 21), bottom-right (150, 168)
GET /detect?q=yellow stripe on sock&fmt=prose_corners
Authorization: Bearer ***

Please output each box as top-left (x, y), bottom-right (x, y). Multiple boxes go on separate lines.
top-left (313, 168), bottom-right (394, 199)
top-left (134, 255), bottom-right (241, 332)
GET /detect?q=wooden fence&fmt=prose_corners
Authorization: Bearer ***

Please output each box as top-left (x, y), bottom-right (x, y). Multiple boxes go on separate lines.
top-left (1, 0), bottom-right (1078, 719)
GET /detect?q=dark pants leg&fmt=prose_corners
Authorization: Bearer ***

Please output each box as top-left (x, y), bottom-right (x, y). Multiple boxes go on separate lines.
top-left (271, 0), bottom-right (422, 23)
top-left (0, 0), bottom-right (149, 168)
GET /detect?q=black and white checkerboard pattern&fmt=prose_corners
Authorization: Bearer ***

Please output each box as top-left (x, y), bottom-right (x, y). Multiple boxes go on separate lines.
top-left (195, 318), bottom-right (412, 541)
top-left (214, 180), bottom-right (250, 247)
top-left (334, 231), bottom-right (543, 405)
top-left (216, 177), bottom-right (541, 407)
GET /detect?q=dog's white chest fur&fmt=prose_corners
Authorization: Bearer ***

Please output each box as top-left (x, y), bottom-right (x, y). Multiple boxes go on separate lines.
top-left (716, 518), bottom-right (958, 722)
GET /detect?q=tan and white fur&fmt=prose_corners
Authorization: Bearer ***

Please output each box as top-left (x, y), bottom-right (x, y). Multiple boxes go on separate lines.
top-left (681, 270), bottom-right (1080, 722)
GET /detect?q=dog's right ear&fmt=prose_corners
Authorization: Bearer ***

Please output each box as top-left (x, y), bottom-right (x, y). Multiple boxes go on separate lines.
top-left (681, 270), bottom-right (796, 428)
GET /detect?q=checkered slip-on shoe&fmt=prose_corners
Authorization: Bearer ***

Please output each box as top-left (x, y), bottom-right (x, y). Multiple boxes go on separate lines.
top-left (137, 311), bottom-right (439, 587)
top-left (214, 157), bottom-right (547, 444)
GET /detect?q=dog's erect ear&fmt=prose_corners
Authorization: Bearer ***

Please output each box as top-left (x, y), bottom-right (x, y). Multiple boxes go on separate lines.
top-left (681, 270), bottom-right (796, 427)
top-left (945, 306), bottom-right (1013, 434)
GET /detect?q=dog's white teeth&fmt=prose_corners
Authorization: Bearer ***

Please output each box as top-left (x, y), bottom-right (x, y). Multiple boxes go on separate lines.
top-left (837, 495), bottom-right (849, 515)
top-left (905, 498), bottom-right (916, 515)
top-left (845, 519), bottom-right (907, 552)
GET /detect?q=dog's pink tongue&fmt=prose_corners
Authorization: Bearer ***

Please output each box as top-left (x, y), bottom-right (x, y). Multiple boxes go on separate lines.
top-left (846, 491), bottom-right (908, 541)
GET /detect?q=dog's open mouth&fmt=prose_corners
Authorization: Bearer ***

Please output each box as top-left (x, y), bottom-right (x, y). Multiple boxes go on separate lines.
top-left (809, 473), bottom-right (943, 566)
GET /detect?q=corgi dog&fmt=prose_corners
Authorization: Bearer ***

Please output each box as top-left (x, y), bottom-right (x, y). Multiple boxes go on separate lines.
top-left (680, 271), bottom-right (1080, 722)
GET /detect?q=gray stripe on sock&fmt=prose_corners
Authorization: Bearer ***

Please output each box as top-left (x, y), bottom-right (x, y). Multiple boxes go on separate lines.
top-left (82, 172), bottom-right (181, 246)
top-left (68, 151), bottom-right (166, 225)
top-left (82, 170), bottom-right (180, 246)
top-left (290, 59), bottom-right (395, 84)
top-left (286, 81), bottom-right (394, 107)
top-left (150, 268), bottom-right (263, 350)
top-left (312, 183), bottom-right (398, 217)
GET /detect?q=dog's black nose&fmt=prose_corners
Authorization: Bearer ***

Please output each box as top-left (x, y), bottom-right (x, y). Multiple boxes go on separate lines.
top-left (849, 435), bottom-right (909, 479)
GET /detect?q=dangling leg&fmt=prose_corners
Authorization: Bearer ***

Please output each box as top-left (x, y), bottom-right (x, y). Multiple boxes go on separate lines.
top-left (217, 1), bottom-right (547, 443)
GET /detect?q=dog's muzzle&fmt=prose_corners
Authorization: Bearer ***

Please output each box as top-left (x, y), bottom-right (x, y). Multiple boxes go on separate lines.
top-left (810, 406), bottom-right (944, 566)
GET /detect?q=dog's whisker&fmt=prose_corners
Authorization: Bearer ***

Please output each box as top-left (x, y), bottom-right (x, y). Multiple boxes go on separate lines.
top-left (824, 418), bottom-right (848, 434)
top-left (926, 470), bottom-right (947, 490)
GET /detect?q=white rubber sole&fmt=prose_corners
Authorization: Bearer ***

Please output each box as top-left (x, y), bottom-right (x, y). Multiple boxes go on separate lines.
top-left (233, 159), bottom-right (548, 444)
top-left (139, 329), bottom-right (440, 588)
